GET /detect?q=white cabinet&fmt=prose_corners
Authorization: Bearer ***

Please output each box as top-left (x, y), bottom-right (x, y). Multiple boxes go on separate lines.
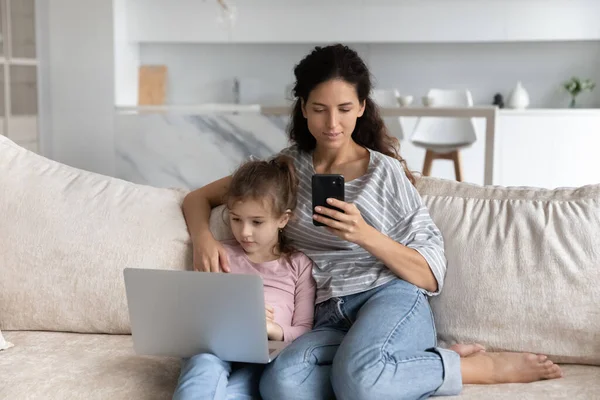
top-left (0, 0), bottom-right (38, 153)
top-left (127, 0), bottom-right (600, 43)
top-left (397, 110), bottom-right (600, 188)
top-left (126, 0), bottom-right (230, 43)
top-left (362, 1), bottom-right (507, 43)
top-left (504, 1), bottom-right (600, 41)
top-left (495, 111), bottom-right (600, 188)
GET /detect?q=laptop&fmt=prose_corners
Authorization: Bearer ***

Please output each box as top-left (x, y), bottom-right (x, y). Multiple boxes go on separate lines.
top-left (123, 268), bottom-right (289, 363)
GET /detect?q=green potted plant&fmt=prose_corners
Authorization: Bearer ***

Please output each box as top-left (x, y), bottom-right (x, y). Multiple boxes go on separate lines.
top-left (562, 77), bottom-right (595, 108)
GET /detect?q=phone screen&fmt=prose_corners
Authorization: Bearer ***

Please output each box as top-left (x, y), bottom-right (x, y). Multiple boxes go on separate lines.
top-left (311, 174), bottom-right (345, 227)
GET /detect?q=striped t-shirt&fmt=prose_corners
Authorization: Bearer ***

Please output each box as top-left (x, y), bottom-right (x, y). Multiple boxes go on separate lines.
top-left (280, 146), bottom-right (447, 304)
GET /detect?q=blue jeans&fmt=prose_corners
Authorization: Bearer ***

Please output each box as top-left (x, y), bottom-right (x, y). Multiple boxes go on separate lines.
top-left (173, 353), bottom-right (265, 400)
top-left (259, 278), bottom-right (462, 400)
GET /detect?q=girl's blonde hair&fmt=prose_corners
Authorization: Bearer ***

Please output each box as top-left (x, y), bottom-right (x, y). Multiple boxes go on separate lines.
top-left (224, 155), bottom-right (299, 256)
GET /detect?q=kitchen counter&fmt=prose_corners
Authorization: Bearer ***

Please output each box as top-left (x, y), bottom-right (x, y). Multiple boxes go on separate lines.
top-left (115, 106), bottom-right (600, 189)
top-left (115, 111), bottom-right (288, 189)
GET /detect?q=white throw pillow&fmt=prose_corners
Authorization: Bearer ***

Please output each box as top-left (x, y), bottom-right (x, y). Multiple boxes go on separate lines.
top-left (0, 136), bottom-right (192, 334)
top-left (416, 177), bottom-right (600, 365)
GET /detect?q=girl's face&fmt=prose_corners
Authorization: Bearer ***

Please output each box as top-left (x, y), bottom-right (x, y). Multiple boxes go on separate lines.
top-left (228, 198), bottom-right (289, 257)
top-left (301, 78), bottom-right (365, 152)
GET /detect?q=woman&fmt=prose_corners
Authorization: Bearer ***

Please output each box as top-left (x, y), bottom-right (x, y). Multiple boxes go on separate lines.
top-left (182, 44), bottom-right (562, 400)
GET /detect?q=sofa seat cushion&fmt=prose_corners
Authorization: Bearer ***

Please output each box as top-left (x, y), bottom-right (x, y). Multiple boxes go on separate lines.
top-left (0, 331), bottom-right (180, 400)
top-left (2, 331), bottom-right (600, 399)
top-left (453, 364), bottom-right (600, 399)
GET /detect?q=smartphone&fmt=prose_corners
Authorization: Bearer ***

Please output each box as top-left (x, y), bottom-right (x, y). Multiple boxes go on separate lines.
top-left (312, 174), bottom-right (345, 227)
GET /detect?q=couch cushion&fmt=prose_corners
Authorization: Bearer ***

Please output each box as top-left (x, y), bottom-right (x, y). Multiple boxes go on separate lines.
top-left (416, 177), bottom-right (600, 365)
top-left (0, 331), bottom-right (179, 400)
top-left (0, 136), bottom-right (192, 333)
top-left (450, 364), bottom-right (600, 399)
top-left (1, 331), bottom-right (599, 400)
top-left (209, 205), bottom-right (234, 241)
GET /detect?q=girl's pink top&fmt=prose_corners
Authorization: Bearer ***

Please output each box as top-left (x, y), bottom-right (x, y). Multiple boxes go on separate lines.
top-left (222, 240), bottom-right (316, 342)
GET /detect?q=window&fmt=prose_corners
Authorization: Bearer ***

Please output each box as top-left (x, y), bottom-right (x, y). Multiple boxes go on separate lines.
top-left (0, 0), bottom-right (38, 153)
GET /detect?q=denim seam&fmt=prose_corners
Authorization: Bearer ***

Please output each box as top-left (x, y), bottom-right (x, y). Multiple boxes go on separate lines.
top-left (336, 298), bottom-right (353, 327)
top-left (426, 297), bottom-right (438, 346)
top-left (379, 288), bottom-right (421, 362)
top-left (381, 354), bottom-right (442, 365)
top-left (302, 343), bottom-right (340, 364)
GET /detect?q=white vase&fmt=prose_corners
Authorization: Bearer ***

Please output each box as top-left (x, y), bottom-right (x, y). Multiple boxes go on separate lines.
top-left (507, 81), bottom-right (530, 109)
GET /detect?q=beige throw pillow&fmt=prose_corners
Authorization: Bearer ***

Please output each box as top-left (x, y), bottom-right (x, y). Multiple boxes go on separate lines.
top-left (0, 136), bottom-right (192, 334)
top-left (416, 177), bottom-right (600, 365)
top-left (209, 205), bottom-right (234, 241)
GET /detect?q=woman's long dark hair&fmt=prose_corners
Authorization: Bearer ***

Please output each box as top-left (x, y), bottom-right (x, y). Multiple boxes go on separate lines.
top-left (288, 44), bottom-right (415, 184)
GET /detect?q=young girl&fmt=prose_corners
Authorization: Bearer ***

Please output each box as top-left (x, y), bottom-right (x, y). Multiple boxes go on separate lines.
top-left (173, 155), bottom-right (316, 400)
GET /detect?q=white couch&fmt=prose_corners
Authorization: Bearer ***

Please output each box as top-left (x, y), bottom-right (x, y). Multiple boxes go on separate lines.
top-left (1, 135), bottom-right (598, 399)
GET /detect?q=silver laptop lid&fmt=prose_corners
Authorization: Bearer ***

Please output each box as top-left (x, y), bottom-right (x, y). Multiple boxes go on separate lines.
top-left (123, 268), bottom-right (271, 363)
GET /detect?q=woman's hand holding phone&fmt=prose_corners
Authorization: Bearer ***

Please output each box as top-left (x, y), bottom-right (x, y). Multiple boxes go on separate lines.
top-left (313, 198), bottom-right (374, 246)
top-left (312, 174), bottom-right (374, 245)
top-left (312, 174), bottom-right (345, 227)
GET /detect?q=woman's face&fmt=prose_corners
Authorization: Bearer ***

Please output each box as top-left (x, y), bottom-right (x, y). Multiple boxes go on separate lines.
top-left (301, 79), bottom-right (365, 152)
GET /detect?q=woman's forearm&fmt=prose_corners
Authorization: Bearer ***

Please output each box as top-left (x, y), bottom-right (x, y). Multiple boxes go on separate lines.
top-left (359, 226), bottom-right (438, 292)
top-left (182, 191), bottom-right (214, 243)
top-left (182, 176), bottom-right (231, 243)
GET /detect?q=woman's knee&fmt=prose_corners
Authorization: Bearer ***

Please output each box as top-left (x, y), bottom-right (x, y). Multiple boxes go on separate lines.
top-left (331, 348), bottom-right (370, 400)
top-left (259, 363), bottom-right (291, 399)
top-left (260, 331), bottom-right (340, 400)
top-left (331, 345), bottom-right (444, 400)
top-left (259, 347), bottom-right (311, 399)
top-left (331, 356), bottom-right (393, 400)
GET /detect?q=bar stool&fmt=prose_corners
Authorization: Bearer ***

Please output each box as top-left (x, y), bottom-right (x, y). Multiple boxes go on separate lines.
top-left (411, 89), bottom-right (478, 181)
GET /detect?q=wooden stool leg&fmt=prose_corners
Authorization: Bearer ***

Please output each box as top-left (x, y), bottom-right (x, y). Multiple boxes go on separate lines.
top-left (451, 150), bottom-right (463, 181)
top-left (422, 150), bottom-right (434, 176)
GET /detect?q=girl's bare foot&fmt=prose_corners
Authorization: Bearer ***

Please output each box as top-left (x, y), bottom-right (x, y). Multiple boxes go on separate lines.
top-left (450, 343), bottom-right (486, 357)
top-left (461, 351), bottom-right (563, 384)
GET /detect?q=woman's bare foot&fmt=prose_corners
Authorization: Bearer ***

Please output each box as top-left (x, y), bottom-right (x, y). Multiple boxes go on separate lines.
top-left (450, 343), bottom-right (486, 357)
top-left (461, 351), bottom-right (562, 384)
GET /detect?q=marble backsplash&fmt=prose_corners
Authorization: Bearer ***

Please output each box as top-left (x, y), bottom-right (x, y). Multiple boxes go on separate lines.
top-left (115, 113), bottom-right (290, 190)
top-left (115, 110), bottom-right (490, 189)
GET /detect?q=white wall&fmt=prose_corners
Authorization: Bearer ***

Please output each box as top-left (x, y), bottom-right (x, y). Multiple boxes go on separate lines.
top-left (35, 0), bottom-right (50, 157)
top-left (140, 42), bottom-right (600, 108)
top-left (114, 0), bottom-right (139, 107)
top-left (38, 0), bottom-right (116, 176)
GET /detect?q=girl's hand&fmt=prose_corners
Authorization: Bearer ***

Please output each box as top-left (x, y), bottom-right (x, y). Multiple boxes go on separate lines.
top-left (265, 303), bottom-right (284, 341)
top-left (265, 304), bottom-right (275, 322)
top-left (267, 320), bottom-right (284, 341)
top-left (313, 198), bottom-right (375, 246)
top-left (192, 234), bottom-right (230, 273)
